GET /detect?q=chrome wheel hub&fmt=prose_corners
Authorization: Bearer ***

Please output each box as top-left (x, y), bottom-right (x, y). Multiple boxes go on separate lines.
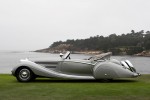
top-left (19, 69), bottom-right (30, 81)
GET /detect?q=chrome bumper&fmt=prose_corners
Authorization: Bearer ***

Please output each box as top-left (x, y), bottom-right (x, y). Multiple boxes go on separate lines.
top-left (133, 73), bottom-right (141, 77)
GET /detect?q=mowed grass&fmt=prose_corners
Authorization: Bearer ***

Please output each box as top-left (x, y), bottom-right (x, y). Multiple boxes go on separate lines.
top-left (0, 74), bottom-right (150, 100)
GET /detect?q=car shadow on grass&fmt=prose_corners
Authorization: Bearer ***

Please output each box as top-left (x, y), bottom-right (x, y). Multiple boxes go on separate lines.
top-left (31, 78), bottom-right (138, 83)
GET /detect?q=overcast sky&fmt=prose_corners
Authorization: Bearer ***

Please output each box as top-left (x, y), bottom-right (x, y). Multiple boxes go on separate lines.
top-left (0, 0), bottom-right (150, 51)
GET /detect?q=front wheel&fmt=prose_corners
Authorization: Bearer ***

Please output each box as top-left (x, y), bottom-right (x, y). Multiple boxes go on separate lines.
top-left (16, 67), bottom-right (36, 82)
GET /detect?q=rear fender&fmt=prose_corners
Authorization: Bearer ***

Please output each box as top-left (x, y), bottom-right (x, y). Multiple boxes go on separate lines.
top-left (93, 61), bottom-right (136, 79)
top-left (93, 62), bottom-right (118, 79)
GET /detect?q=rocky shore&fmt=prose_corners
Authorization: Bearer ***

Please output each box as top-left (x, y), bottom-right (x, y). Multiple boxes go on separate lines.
top-left (35, 46), bottom-right (150, 56)
top-left (135, 51), bottom-right (150, 57)
top-left (35, 49), bottom-right (102, 55)
top-left (35, 48), bottom-right (150, 57)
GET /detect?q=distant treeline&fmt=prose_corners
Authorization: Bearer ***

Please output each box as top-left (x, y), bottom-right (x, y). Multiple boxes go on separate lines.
top-left (50, 30), bottom-right (150, 55)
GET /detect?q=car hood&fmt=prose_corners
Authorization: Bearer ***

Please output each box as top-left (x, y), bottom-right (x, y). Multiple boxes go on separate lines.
top-left (28, 58), bottom-right (62, 63)
top-left (28, 58), bottom-right (92, 64)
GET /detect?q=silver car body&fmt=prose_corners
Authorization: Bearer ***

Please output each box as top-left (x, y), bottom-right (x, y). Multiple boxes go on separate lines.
top-left (12, 51), bottom-right (140, 82)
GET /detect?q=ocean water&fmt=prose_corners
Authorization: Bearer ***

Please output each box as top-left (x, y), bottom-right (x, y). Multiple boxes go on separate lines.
top-left (0, 51), bottom-right (150, 74)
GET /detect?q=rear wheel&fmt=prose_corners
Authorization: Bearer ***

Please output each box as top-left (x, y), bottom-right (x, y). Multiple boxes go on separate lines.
top-left (16, 67), bottom-right (36, 82)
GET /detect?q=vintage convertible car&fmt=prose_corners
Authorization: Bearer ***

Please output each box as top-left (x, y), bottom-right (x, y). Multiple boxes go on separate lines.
top-left (12, 51), bottom-right (140, 82)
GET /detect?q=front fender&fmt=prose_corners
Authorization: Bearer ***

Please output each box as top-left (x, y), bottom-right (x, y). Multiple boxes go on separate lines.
top-left (12, 59), bottom-right (57, 77)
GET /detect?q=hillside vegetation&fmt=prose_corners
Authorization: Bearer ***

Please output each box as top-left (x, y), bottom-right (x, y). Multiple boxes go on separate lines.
top-left (36, 30), bottom-right (150, 55)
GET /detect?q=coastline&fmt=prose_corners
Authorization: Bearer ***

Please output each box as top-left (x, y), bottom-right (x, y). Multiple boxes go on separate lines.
top-left (134, 51), bottom-right (150, 57)
top-left (35, 49), bottom-right (103, 55)
top-left (34, 49), bottom-right (150, 57)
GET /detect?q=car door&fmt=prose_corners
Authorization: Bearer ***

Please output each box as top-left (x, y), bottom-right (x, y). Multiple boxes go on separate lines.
top-left (60, 59), bottom-right (93, 76)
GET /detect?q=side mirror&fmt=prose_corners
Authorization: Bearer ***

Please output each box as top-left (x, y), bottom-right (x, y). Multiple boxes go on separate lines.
top-left (59, 53), bottom-right (63, 58)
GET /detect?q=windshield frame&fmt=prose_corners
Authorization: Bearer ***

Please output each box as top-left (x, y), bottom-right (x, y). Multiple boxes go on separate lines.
top-left (62, 51), bottom-right (71, 59)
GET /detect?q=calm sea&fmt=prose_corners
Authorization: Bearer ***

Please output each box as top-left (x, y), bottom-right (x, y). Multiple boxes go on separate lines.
top-left (0, 51), bottom-right (150, 74)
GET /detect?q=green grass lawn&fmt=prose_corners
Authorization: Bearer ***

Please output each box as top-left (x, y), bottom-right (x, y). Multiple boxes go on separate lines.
top-left (0, 74), bottom-right (150, 100)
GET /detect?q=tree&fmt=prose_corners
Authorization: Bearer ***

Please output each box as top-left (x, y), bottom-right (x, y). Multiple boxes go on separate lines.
top-left (49, 30), bottom-right (150, 54)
